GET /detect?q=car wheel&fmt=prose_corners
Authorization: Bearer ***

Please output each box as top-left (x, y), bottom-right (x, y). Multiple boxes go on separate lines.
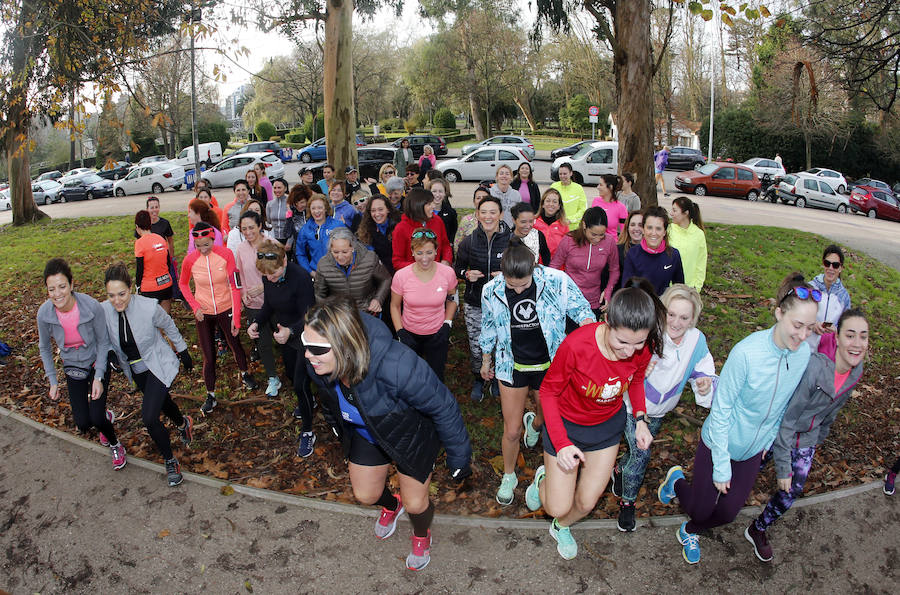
top-left (796, 197), bottom-right (806, 208)
top-left (867, 209), bottom-right (877, 218)
top-left (115, 188), bottom-right (125, 197)
top-left (301, 152), bottom-right (312, 163)
top-left (443, 170), bottom-right (461, 183)
top-left (59, 194), bottom-right (66, 203)
top-left (151, 183), bottom-right (164, 194)
top-left (173, 184), bottom-right (182, 191)
top-left (693, 162), bottom-right (703, 171)
top-left (573, 172), bottom-right (584, 185)
top-left (837, 203), bottom-right (847, 214)
top-left (694, 185), bottom-right (707, 197)
top-left (86, 191), bottom-right (94, 200)
top-left (747, 190), bottom-right (759, 202)
top-left (837, 184), bottom-right (845, 194)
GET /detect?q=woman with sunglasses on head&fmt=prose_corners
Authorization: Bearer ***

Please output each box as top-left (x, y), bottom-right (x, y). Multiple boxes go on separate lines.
top-left (533, 188), bottom-right (569, 258)
top-left (357, 194), bottom-right (401, 275)
top-left (134, 209), bottom-right (174, 315)
top-left (425, 178), bottom-right (458, 249)
top-left (523, 277), bottom-right (664, 560)
top-left (390, 228), bottom-right (458, 381)
top-left (180, 222), bottom-right (259, 415)
top-left (315, 227), bottom-right (391, 316)
top-left (303, 297), bottom-right (472, 571)
top-left (622, 205), bottom-right (684, 296)
top-left (745, 308), bottom-right (868, 563)
top-left (454, 186), bottom-right (491, 252)
top-left (295, 193), bottom-right (346, 277)
top-left (391, 188), bottom-right (452, 272)
top-left (512, 161), bottom-right (540, 211)
top-left (657, 273), bottom-right (819, 565)
top-left (187, 198), bottom-right (224, 255)
top-left (668, 196), bottom-right (707, 292)
top-left (807, 244), bottom-right (852, 359)
top-left (248, 240), bottom-right (318, 457)
top-left (102, 263), bottom-right (194, 487)
top-left (38, 258), bottom-right (124, 471)
top-left (481, 239), bottom-right (595, 506)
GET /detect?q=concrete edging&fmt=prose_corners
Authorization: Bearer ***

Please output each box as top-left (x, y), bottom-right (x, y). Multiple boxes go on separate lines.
top-left (1, 405), bottom-right (884, 530)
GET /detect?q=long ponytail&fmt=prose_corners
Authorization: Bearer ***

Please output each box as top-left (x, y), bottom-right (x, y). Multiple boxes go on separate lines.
top-left (673, 196), bottom-right (704, 231)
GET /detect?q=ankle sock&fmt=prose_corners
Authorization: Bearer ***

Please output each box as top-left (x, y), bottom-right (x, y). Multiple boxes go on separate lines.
top-left (408, 501), bottom-right (434, 538)
top-left (375, 486), bottom-right (398, 511)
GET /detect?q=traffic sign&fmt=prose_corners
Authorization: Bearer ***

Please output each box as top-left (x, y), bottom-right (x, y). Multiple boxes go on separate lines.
top-left (588, 105), bottom-right (600, 117)
top-left (589, 115), bottom-right (599, 123)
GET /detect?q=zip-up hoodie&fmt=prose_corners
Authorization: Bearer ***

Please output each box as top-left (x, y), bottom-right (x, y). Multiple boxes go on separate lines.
top-left (550, 234), bottom-right (619, 308)
top-left (622, 243), bottom-right (685, 296)
top-left (701, 326), bottom-right (811, 484)
top-left (454, 225), bottom-right (511, 307)
top-left (772, 352), bottom-right (863, 479)
top-left (667, 222), bottom-right (707, 292)
top-left (807, 274), bottom-right (851, 351)
top-left (37, 293), bottom-right (110, 386)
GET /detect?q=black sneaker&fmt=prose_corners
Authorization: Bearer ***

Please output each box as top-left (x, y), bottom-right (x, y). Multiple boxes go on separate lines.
top-left (297, 431), bottom-right (316, 458)
top-left (611, 465), bottom-right (623, 498)
top-left (165, 458), bottom-right (183, 487)
top-left (201, 394), bottom-right (217, 415)
top-left (292, 406), bottom-right (303, 420)
top-left (178, 415), bottom-right (194, 447)
top-left (249, 344), bottom-right (260, 362)
top-left (617, 500), bottom-right (636, 532)
top-left (744, 523), bottom-right (773, 562)
top-left (242, 372), bottom-right (259, 391)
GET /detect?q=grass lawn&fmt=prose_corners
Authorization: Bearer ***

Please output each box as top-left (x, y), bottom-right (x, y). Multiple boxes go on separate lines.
top-left (1, 215), bottom-right (896, 517)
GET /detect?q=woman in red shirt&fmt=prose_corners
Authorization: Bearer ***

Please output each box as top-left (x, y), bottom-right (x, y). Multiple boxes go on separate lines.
top-left (524, 277), bottom-right (665, 560)
top-left (391, 188), bottom-right (452, 271)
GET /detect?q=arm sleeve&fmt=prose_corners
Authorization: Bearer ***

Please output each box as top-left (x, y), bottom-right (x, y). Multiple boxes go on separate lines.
top-left (604, 241), bottom-right (620, 302)
top-left (313, 266), bottom-right (328, 301)
top-left (673, 251), bottom-right (685, 285)
top-left (538, 231), bottom-right (551, 265)
top-left (539, 337), bottom-right (577, 451)
top-left (288, 271), bottom-right (316, 338)
top-left (437, 222), bottom-right (452, 264)
top-left (391, 226), bottom-right (410, 271)
top-left (477, 284), bottom-right (498, 354)
top-left (549, 236), bottom-right (569, 270)
top-left (296, 228), bottom-right (312, 271)
top-left (772, 370), bottom-right (814, 479)
top-left (563, 274), bottom-right (595, 324)
top-left (178, 252), bottom-right (201, 313)
top-left (222, 247), bottom-right (242, 326)
top-left (695, 233), bottom-right (707, 290)
top-left (152, 301), bottom-right (188, 353)
top-left (703, 345), bottom-right (749, 484)
top-left (88, 299), bottom-right (110, 375)
top-left (530, 182), bottom-right (541, 211)
top-left (371, 261), bottom-right (392, 304)
top-left (37, 310), bottom-right (59, 385)
top-left (454, 236), bottom-right (471, 279)
top-left (135, 257), bottom-right (144, 290)
top-left (256, 283), bottom-right (272, 327)
top-left (622, 249), bottom-right (635, 288)
top-left (625, 351), bottom-right (650, 416)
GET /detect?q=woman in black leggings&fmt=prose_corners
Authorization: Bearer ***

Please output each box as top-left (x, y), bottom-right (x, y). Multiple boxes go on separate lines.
top-left (102, 264), bottom-right (195, 487)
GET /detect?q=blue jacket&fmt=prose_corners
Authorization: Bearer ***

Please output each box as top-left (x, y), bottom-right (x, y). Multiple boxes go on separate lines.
top-left (479, 266), bottom-right (595, 383)
top-left (331, 199), bottom-right (360, 229)
top-left (295, 217), bottom-right (345, 271)
top-left (622, 244), bottom-right (685, 296)
top-left (308, 313), bottom-right (472, 483)
top-left (701, 326), bottom-right (811, 483)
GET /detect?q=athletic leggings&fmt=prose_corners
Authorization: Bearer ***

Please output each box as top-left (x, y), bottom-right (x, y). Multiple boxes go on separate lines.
top-left (754, 446), bottom-right (816, 531)
top-left (245, 307), bottom-right (277, 378)
top-left (891, 456), bottom-right (900, 475)
top-left (674, 439), bottom-right (763, 534)
top-left (280, 342), bottom-right (314, 432)
top-left (398, 325), bottom-right (451, 382)
top-left (619, 412), bottom-right (665, 502)
top-left (134, 370), bottom-right (185, 461)
top-left (65, 367), bottom-right (117, 444)
top-left (196, 310), bottom-right (248, 392)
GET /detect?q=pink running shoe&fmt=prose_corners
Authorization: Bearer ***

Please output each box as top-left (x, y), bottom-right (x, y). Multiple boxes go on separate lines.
top-left (110, 443), bottom-right (127, 470)
top-left (99, 409), bottom-right (115, 447)
top-left (406, 530), bottom-right (432, 571)
top-left (374, 494), bottom-right (404, 539)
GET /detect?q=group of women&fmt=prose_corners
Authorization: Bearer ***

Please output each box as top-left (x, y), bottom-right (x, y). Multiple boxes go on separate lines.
top-left (36, 155), bottom-right (889, 572)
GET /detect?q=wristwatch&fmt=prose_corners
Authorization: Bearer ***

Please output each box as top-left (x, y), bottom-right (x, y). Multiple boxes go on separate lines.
top-left (635, 413), bottom-right (649, 425)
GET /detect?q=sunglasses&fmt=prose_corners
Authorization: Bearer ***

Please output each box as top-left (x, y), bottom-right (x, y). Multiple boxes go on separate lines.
top-left (190, 228), bottom-right (214, 239)
top-left (412, 229), bottom-right (436, 239)
top-left (383, 170), bottom-right (396, 176)
top-left (257, 252), bottom-right (280, 261)
top-left (301, 331), bottom-right (332, 356)
top-left (823, 259), bottom-right (842, 269)
top-left (779, 286), bottom-right (823, 306)
top-left (353, 197), bottom-right (368, 206)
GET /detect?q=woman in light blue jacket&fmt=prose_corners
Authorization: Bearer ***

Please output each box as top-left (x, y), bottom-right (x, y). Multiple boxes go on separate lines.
top-left (656, 272), bottom-right (819, 565)
top-left (479, 239), bottom-right (595, 506)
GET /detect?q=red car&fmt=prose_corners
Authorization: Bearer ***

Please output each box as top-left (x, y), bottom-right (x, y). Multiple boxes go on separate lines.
top-left (849, 186), bottom-right (900, 221)
top-left (673, 162), bottom-right (761, 200)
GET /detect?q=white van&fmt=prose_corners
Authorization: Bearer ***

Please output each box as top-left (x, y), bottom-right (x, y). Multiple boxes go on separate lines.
top-left (172, 142), bottom-right (223, 169)
top-left (550, 141), bottom-right (618, 186)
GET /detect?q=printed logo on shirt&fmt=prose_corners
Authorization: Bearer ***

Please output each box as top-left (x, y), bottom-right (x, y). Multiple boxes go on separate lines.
top-left (583, 379), bottom-right (626, 404)
top-left (512, 299), bottom-right (538, 324)
top-left (664, 264), bottom-right (673, 269)
top-left (152, 242), bottom-right (166, 253)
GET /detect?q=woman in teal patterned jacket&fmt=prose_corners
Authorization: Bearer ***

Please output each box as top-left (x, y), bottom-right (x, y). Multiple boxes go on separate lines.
top-left (479, 239), bottom-right (595, 506)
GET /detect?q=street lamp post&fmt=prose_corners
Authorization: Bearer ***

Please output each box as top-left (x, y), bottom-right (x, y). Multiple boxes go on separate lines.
top-left (189, 1), bottom-right (201, 181)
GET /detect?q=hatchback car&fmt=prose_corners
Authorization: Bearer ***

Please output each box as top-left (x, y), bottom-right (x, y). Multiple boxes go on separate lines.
top-left (296, 138), bottom-right (328, 163)
top-left (0, 188), bottom-right (10, 210)
top-left (231, 141), bottom-right (281, 156)
top-left (64, 167), bottom-right (95, 178)
top-left (804, 168), bottom-right (847, 194)
top-left (57, 173), bottom-right (114, 202)
top-left (35, 170), bottom-right (63, 182)
top-left (461, 135), bottom-right (535, 160)
top-left (436, 147), bottom-right (530, 183)
top-left (391, 135), bottom-right (448, 159)
top-left (848, 177), bottom-right (892, 196)
top-left (200, 152), bottom-right (285, 189)
top-left (550, 141), bottom-right (619, 185)
top-left (114, 163), bottom-right (185, 196)
top-left (776, 173), bottom-right (849, 212)
top-left (96, 161), bottom-right (133, 181)
top-left (849, 186), bottom-right (900, 221)
top-left (673, 162), bottom-right (761, 200)
top-left (742, 157), bottom-right (786, 179)
top-left (665, 146), bottom-right (707, 171)
top-left (32, 180), bottom-right (63, 205)
top-left (549, 140), bottom-right (595, 161)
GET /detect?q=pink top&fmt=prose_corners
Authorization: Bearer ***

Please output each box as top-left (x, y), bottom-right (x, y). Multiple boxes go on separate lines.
top-left (259, 176), bottom-right (274, 202)
top-left (591, 198), bottom-right (628, 242)
top-left (518, 183), bottom-right (531, 205)
top-left (56, 302), bottom-right (86, 349)
top-left (391, 262), bottom-right (458, 335)
top-left (234, 240), bottom-right (268, 310)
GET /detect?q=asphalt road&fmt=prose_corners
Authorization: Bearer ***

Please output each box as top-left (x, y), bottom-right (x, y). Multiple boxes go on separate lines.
top-left (4, 152), bottom-right (899, 271)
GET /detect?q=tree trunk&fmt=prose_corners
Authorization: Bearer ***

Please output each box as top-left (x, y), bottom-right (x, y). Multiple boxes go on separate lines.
top-left (468, 91), bottom-right (486, 140)
top-left (323, 0), bottom-right (357, 179)
top-left (613, 0), bottom-right (657, 206)
top-left (512, 96), bottom-right (537, 133)
top-left (69, 93), bottom-right (77, 171)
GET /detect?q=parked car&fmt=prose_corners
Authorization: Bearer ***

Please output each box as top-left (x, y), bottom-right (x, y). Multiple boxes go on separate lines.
top-left (200, 152), bottom-right (285, 189)
top-left (847, 177), bottom-right (892, 196)
top-left (549, 140), bottom-right (595, 161)
top-left (805, 168), bottom-right (847, 194)
top-left (64, 167), bottom-right (95, 178)
top-left (308, 147), bottom-right (396, 182)
top-left (461, 135), bottom-right (535, 160)
top-left (0, 188), bottom-right (10, 210)
top-left (390, 135), bottom-right (448, 159)
top-left (673, 162), bottom-right (761, 200)
top-left (776, 173), bottom-right (849, 212)
top-left (550, 141), bottom-right (618, 185)
top-left (35, 170), bottom-right (63, 182)
top-left (665, 146), bottom-right (707, 171)
top-left (136, 155), bottom-right (169, 167)
top-left (171, 142), bottom-right (223, 169)
top-left (96, 161), bottom-right (133, 181)
top-left (849, 185), bottom-right (900, 221)
top-left (231, 141), bottom-right (281, 156)
top-left (114, 163), bottom-right (185, 196)
top-left (57, 173), bottom-right (114, 202)
top-left (435, 147), bottom-right (530, 183)
top-left (32, 180), bottom-right (63, 205)
top-left (742, 157), bottom-right (786, 179)
top-left (296, 138), bottom-right (328, 163)
top-left (893, 182), bottom-right (900, 195)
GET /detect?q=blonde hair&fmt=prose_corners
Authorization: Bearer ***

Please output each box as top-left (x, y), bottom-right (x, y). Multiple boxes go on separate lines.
top-left (660, 284), bottom-right (702, 328)
top-left (254, 239), bottom-right (287, 275)
top-left (304, 297), bottom-right (370, 385)
top-left (306, 193), bottom-right (332, 218)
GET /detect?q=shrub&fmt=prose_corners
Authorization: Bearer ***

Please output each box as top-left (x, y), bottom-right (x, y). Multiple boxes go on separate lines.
top-left (285, 130), bottom-right (305, 143)
top-left (269, 136), bottom-right (282, 142)
top-left (255, 121), bottom-right (276, 142)
top-left (412, 113), bottom-right (429, 129)
top-left (404, 120), bottom-right (418, 134)
top-left (433, 107), bottom-right (455, 130)
top-left (302, 113), bottom-right (325, 142)
top-left (379, 117), bottom-right (403, 132)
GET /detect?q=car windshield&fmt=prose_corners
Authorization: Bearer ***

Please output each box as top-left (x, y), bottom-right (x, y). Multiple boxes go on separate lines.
top-left (82, 174), bottom-right (103, 184)
top-left (807, 168), bottom-right (821, 174)
top-left (572, 145), bottom-right (598, 159)
top-left (782, 175), bottom-right (797, 185)
top-left (697, 164), bottom-right (718, 175)
top-left (742, 158), bottom-right (759, 165)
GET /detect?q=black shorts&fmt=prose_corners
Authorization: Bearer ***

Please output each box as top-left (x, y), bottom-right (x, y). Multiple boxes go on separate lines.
top-left (500, 368), bottom-right (546, 390)
top-left (348, 428), bottom-right (416, 477)
top-left (542, 405), bottom-right (625, 456)
top-left (141, 286), bottom-right (173, 302)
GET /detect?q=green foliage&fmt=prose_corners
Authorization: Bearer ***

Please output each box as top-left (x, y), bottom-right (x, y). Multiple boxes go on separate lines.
top-left (302, 112), bottom-right (325, 142)
top-left (433, 107), bottom-right (456, 130)
top-left (285, 130), bottom-right (306, 143)
top-left (559, 94), bottom-right (592, 133)
top-left (379, 117), bottom-right (403, 132)
top-left (411, 113), bottom-right (429, 129)
top-left (178, 120), bottom-right (230, 150)
top-left (254, 121), bottom-right (276, 142)
top-left (404, 120), bottom-right (418, 134)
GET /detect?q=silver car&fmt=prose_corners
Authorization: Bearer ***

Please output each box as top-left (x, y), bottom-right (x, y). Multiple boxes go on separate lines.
top-left (742, 157), bottom-right (786, 179)
top-left (32, 180), bottom-right (63, 205)
top-left (776, 173), bottom-right (850, 212)
top-left (199, 152), bottom-right (286, 189)
top-left (461, 135), bottom-right (536, 160)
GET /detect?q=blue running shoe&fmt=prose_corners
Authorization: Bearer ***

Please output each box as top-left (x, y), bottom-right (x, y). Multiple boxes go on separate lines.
top-left (522, 411), bottom-right (540, 449)
top-left (657, 465), bottom-right (684, 504)
top-left (549, 519), bottom-right (577, 560)
top-left (496, 473), bottom-right (518, 506)
top-left (677, 522), bottom-right (701, 564)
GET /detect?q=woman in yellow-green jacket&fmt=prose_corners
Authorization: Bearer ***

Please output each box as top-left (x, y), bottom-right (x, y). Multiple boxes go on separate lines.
top-left (668, 196), bottom-right (708, 292)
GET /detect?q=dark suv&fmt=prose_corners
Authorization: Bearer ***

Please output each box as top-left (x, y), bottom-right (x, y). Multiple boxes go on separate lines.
top-left (666, 146), bottom-right (707, 171)
top-left (391, 135), bottom-right (447, 159)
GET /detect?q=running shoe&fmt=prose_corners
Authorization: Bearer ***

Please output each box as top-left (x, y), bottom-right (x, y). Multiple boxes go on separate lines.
top-left (470, 380), bottom-right (484, 402)
top-left (745, 523), bottom-right (773, 562)
top-left (405, 531), bottom-right (432, 571)
top-left (677, 521), bottom-right (700, 564)
top-left (495, 473), bottom-right (518, 506)
top-left (99, 409), bottom-right (115, 447)
top-left (292, 406), bottom-right (303, 420)
top-left (265, 376), bottom-right (282, 397)
top-left (178, 415), bottom-right (194, 447)
top-left (201, 393), bottom-right (217, 415)
top-left (165, 458), bottom-right (183, 487)
top-left (610, 464), bottom-right (623, 498)
top-left (549, 520), bottom-right (577, 560)
top-left (525, 465), bottom-right (545, 511)
top-left (242, 372), bottom-right (259, 391)
top-left (885, 472), bottom-right (896, 496)
top-left (374, 494), bottom-right (404, 540)
top-left (110, 443), bottom-right (127, 470)
top-left (297, 431), bottom-right (316, 458)
top-left (522, 411), bottom-right (540, 449)
top-left (657, 465), bottom-right (684, 505)
top-left (617, 500), bottom-right (636, 532)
